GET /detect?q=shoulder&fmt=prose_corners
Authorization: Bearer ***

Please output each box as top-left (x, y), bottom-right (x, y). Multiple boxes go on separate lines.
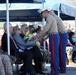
top-left (13, 34), bottom-right (19, 39)
top-left (2, 33), bottom-right (7, 38)
top-left (47, 14), bottom-right (55, 21)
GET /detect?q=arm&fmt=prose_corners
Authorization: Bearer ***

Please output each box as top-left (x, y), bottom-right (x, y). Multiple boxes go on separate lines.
top-left (13, 34), bottom-right (36, 46)
top-left (38, 15), bottom-right (53, 38)
top-left (13, 34), bottom-right (26, 46)
top-left (25, 40), bottom-right (36, 46)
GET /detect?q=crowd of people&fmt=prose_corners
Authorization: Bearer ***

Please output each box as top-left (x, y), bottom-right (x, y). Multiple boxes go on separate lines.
top-left (1, 22), bottom-right (47, 75)
top-left (0, 8), bottom-right (76, 75)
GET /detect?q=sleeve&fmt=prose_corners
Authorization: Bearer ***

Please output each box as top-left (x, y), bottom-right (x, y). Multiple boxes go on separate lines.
top-left (1, 34), bottom-right (8, 52)
top-left (13, 35), bottom-right (35, 46)
top-left (13, 35), bottom-right (26, 46)
top-left (25, 40), bottom-right (36, 46)
top-left (38, 16), bottom-right (53, 38)
top-left (10, 40), bottom-right (19, 52)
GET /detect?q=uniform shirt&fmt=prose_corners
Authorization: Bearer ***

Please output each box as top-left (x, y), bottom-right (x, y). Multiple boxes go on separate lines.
top-left (52, 14), bottom-right (66, 33)
top-left (38, 14), bottom-right (58, 38)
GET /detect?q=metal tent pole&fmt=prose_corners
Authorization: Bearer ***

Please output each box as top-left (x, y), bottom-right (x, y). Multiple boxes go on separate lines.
top-left (6, 0), bottom-right (10, 55)
top-left (75, 17), bottom-right (76, 34)
top-left (58, 3), bottom-right (60, 17)
top-left (42, 2), bottom-right (47, 70)
top-left (42, 2), bottom-right (46, 50)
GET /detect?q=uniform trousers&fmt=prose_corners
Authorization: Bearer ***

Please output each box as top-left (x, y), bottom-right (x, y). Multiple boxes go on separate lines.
top-left (59, 33), bottom-right (68, 72)
top-left (49, 34), bottom-right (60, 75)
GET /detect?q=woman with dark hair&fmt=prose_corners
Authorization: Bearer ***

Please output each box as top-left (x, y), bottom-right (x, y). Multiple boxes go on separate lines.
top-left (68, 32), bottom-right (75, 46)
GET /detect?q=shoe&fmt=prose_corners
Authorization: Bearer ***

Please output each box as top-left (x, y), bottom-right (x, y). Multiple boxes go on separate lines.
top-left (31, 73), bottom-right (36, 75)
top-left (18, 71), bottom-right (24, 75)
top-left (59, 71), bottom-right (66, 73)
top-left (30, 72), bottom-right (36, 75)
top-left (36, 71), bottom-right (46, 75)
top-left (47, 73), bottom-right (59, 75)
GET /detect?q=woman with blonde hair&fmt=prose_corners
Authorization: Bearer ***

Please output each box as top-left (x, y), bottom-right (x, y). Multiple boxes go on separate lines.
top-left (20, 24), bottom-right (44, 74)
top-left (13, 25), bottom-right (36, 75)
top-left (21, 24), bottom-right (28, 35)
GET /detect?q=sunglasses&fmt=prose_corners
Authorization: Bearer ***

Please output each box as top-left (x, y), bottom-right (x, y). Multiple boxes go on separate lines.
top-left (18, 28), bottom-right (20, 30)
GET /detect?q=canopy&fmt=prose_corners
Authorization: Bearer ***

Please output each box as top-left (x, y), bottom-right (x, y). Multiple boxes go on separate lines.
top-left (0, 9), bottom-right (74, 22)
top-left (0, 0), bottom-right (45, 3)
top-left (0, 0), bottom-right (45, 55)
top-left (60, 3), bottom-right (76, 17)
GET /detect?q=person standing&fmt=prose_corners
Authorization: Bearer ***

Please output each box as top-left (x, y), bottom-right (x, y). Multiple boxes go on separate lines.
top-left (49, 10), bottom-right (68, 73)
top-left (38, 9), bottom-right (60, 75)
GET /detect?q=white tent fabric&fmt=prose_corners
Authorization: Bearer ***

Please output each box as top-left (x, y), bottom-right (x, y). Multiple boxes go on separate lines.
top-left (60, 3), bottom-right (76, 33)
top-left (60, 3), bottom-right (76, 17)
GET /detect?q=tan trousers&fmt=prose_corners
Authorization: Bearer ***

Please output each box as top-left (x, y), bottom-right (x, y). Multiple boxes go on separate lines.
top-left (0, 54), bottom-right (13, 75)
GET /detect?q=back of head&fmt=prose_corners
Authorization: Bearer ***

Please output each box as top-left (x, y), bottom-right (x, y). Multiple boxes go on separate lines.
top-left (3, 22), bottom-right (11, 32)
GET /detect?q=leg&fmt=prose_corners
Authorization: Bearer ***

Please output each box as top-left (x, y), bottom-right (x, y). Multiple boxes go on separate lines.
top-left (49, 34), bottom-right (60, 75)
top-left (34, 58), bottom-right (42, 73)
top-left (1, 54), bottom-right (13, 75)
top-left (31, 46), bottom-right (43, 73)
top-left (59, 33), bottom-right (68, 72)
top-left (18, 51), bottom-right (34, 74)
top-left (0, 56), bottom-right (5, 75)
top-left (32, 46), bottom-right (43, 61)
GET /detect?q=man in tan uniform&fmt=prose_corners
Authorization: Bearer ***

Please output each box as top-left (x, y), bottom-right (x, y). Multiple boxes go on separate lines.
top-left (38, 9), bottom-right (60, 75)
top-left (49, 10), bottom-right (68, 73)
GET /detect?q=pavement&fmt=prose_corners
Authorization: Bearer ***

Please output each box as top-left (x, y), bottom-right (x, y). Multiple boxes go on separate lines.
top-left (44, 62), bottom-right (76, 75)
top-left (13, 62), bottom-right (76, 75)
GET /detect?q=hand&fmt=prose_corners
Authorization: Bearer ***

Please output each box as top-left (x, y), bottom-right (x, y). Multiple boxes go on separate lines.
top-left (19, 49), bottom-right (24, 52)
top-left (33, 34), bottom-right (39, 40)
top-left (32, 35), bottom-right (37, 40)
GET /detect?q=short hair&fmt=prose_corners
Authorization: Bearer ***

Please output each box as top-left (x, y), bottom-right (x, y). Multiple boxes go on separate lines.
top-left (3, 22), bottom-right (11, 31)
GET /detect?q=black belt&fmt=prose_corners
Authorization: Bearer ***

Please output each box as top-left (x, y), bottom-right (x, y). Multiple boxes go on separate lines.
top-left (59, 31), bottom-right (66, 34)
top-left (49, 32), bottom-right (58, 35)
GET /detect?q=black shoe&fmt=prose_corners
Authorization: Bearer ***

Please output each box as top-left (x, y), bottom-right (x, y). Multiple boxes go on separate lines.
top-left (31, 73), bottom-right (36, 75)
top-left (30, 72), bottom-right (36, 75)
top-left (36, 71), bottom-right (45, 74)
top-left (59, 71), bottom-right (66, 73)
top-left (51, 74), bottom-right (59, 75)
top-left (47, 73), bottom-right (59, 75)
top-left (18, 71), bottom-right (24, 75)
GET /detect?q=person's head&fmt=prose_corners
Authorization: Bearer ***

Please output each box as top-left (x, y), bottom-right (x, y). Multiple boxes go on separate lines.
top-left (3, 22), bottom-right (13, 34)
top-left (69, 32), bottom-right (75, 38)
top-left (33, 24), bottom-right (41, 33)
top-left (29, 25), bottom-right (34, 33)
top-left (13, 25), bottom-right (21, 35)
top-left (49, 9), bottom-right (55, 15)
top-left (38, 9), bottom-right (49, 18)
top-left (21, 24), bottom-right (29, 34)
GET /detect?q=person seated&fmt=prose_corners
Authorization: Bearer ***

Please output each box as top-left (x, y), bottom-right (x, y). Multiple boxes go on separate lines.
top-left (21, 24), bottom-right (41, 48)
top-left (68, 31), bottom-right (76, 46)
top-left (0, 48), bottom-right (13, 75)
top-left (1, 23), bottom-right (35, 75)
top-left (19, 24), bottom-right (45, 74)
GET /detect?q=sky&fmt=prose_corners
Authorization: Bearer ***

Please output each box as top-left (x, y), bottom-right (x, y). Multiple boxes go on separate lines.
top-left (0, 0), bottom-right (63, 10)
